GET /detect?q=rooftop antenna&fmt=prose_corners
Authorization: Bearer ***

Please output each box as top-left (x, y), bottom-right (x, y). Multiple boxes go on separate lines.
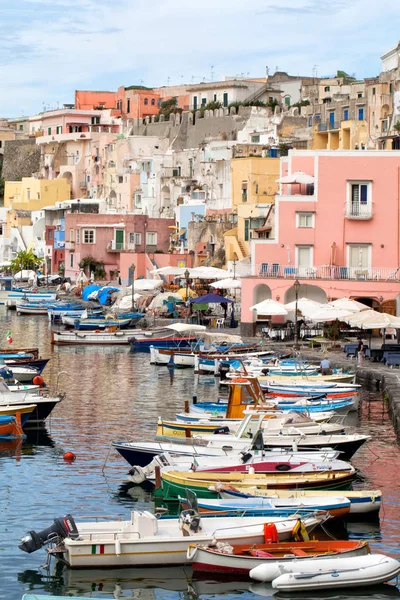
top-left (167, 77), bottom-right (170, 86)
top-left (275, 66), bottom-right (279, 73)
top-left (181, 75), bottom-right (184, 84)
top-left (211, 65), bottom-right (215, 81)
top-left (313, 65), bottom-right (319, 78)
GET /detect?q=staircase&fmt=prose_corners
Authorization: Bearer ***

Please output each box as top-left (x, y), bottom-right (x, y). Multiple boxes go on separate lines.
top-left (238, 240), bottom-right (248, 259)
top-left (244, 83), bottom-right (270, 105)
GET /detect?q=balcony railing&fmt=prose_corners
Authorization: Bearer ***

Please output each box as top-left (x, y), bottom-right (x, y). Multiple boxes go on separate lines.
top-left (107, 241), bottom-right (136, 252)
top-left (255, 264), bottom-right (400, 282)
top-left (317, 121), bottom-right (339, 132)
top-left (345, 201), bottom-right (373, 220)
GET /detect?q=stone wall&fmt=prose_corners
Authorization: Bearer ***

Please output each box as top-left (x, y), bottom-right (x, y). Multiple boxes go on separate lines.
top-left (2, 139), bottom-right (41, 181)
top-left (188, 219), bottom-right (233, 262)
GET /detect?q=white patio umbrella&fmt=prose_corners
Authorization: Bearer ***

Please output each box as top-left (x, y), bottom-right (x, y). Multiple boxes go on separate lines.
top-left (344, 310), bottom-right (400, 329)
top-left (277, 171), bottom-right (315, 185)
top-left (189, 266), bottom-right (229, 280)
top-left (14, 270), bottom-right (36, 281)
top-left (148, 292), bottom-right (183, 310)
top-left (151, 266), bottom-right (187, 276)
top-left (284, 298), bottom-right (323, 318)
top-left (250, 299), bottom-right (288, 316)
top-left (210, 278), bottom-right (242, 290)
top-left (327, 298), bottom-right (370, 312)
top-left (308, 306), bottom-right (354, 323)
top-left (132, 279), bottom-right (164, 292)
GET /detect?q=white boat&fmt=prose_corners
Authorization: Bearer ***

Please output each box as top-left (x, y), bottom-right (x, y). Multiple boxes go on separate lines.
top-left (16, 303), bottom-right (49, 315)
top-left (51, 329), bottom-right (139, 345)
top-left (218, 488), bottom-right (382, 516)
top-left (128, 449), bottom-right (347, 484)
top-left (21, 510), bottom-right (322, 568)
top-left (249, 554), bottom-right (400, 590)
top-left (8, 365), bottom-right (40, 382)
top-left (0, 291), bottom-right (57, 306)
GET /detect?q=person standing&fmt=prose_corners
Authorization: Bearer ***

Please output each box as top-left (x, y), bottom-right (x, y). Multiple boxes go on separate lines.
top-left (320, 356), bottom-right (330, 375)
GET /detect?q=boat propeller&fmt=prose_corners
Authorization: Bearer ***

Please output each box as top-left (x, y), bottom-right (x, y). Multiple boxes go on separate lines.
top-left (19, 514), bottom-right (79, 553)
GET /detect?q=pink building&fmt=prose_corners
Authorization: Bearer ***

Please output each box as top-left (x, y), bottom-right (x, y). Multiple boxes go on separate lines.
top-left (241, 149), bottom-right (400, 335)
top-left (29, 108), bottom-right (120, 137)
top-left (64, 213), bottom-right (175, 280)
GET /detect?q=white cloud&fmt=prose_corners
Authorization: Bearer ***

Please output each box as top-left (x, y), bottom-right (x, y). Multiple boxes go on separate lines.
top-left (0, 0), bottom-right (400, 115)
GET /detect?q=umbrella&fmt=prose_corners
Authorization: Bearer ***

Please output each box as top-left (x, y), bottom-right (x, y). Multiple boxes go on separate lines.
top-left (151, 266), bottom-right (187, 276)
top-left (190, 293), bottom-right (234, 304)
top-left (132, 279), bottom-right (164, 292)
top-left (148, 292), bottom-right (183, 310)
top-left (13, 270), bottom-right (36, 281)
top-left (344, 310), bottom-right (400, 329)
top-left (177, 287), bottom-right (198, 300)
top-left (308, 306), bottom-right (354, 323)
top-left (277, 171), bottom-right (315, 185)
top-left (284, 298), bottom-right (322, 317)
top-left (188, 267), bottom-right (230, 280)
top-left (250, 299), bottom-right (288, 315)
top-left (327, 298), bottom-right (370, 312)
top-left (210, 278), bottom-right (242, 290)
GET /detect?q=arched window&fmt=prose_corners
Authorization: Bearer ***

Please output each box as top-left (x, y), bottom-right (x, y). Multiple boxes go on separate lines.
top-left (151, 98), bottom-right (156, 106)
top-left (144, 98), bottom-right (149, 105)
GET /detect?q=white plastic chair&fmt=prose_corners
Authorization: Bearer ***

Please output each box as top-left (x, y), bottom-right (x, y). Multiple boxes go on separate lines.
top-left (216, 318), bottom-right (225, 329)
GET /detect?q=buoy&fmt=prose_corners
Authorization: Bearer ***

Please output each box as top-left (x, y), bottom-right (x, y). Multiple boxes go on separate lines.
top-left (63, 451), bottom-right (76, 462)
top-left (33, 375), bottom-right (45, 386)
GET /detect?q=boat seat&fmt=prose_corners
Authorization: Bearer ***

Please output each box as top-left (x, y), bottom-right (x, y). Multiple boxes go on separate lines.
top-left (289, 548), bottom-right (309, 556)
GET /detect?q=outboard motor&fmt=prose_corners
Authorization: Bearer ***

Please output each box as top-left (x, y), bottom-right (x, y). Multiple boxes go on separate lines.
top-left (213, 426), bottom-right (230, 435)
top-left (218, 362), bottom-right (230, 382)
top-left (19, 514), bottom-right (79, 553)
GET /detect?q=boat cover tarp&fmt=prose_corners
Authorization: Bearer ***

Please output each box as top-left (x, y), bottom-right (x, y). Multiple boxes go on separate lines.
top-left (81, 285), bottom-right (102, 301)
top-left (97, 286), bottom-right (120, 305)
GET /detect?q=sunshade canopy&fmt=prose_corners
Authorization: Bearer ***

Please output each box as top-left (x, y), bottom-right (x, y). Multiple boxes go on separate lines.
top-left (190, 293), bottom-right (234, 304)
top-left (284, 298), bottom-right (323, 317)
top-left (210, 278), bottom-right (242, 290)
top-left (277, 171), bottom-right (315, 185)
top-left (250, 299), bottom-right (288, 315)
top-left (327, 297), bottom-right (370, 312)
top-left (343, 310), bottom-right (400, 329)
top-left (308, 306), bottom-right (354, 322)
top-left (166, 323), bottom-right (206, 333)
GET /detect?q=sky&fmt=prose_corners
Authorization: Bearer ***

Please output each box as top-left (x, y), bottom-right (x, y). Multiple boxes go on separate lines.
top-left (1, 0), bottom-right (400, 117)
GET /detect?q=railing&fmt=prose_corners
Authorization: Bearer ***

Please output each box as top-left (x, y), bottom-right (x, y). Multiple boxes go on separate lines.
top-left (318, 121), bottom-right (339, 132)
top-left (345, 201), bottom-right (373, 220)
top-left (255, 264), bottom-right (400, 282)
top-left (107, 241), bottom-right (136, 252)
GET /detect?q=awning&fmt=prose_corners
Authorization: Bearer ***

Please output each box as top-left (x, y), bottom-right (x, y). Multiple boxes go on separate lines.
top-left (254, 225), bottom-right (271, 232)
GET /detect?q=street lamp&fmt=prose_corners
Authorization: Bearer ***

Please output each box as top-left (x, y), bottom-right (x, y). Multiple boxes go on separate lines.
top-left (294, 279), bottom-right (300, 349)
top-left (184, 268), bottom-right (190, 323)
top-left (131, 263), bottom-right (136, 310)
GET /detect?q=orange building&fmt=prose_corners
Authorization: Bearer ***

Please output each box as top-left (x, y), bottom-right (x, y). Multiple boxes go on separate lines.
top-left (75, 90), bottom-right (117, 110)
top-left (116, 86), bottom-right (161, 119)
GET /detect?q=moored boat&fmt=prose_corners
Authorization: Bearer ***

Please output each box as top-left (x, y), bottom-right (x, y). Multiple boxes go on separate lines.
top-left (189, 539), bottom-right (369, 576)
top-left (51, 329), bottom-right (139, 345)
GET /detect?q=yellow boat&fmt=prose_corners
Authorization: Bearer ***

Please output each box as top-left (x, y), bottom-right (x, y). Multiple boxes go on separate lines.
top-left (160, 469), bottom-right (356, 500)
top-left (0, 404), bottom-right (37, 420)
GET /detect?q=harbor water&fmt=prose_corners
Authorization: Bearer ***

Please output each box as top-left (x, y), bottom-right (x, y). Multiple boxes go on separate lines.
top-left (1, 309), bottom-right (400, 600)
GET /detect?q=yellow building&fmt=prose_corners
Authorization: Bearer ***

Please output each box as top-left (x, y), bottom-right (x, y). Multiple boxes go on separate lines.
top-left (4, 177), bottom-right (70, 210)
top-left (225, 157), bottom-right (280, 261)
top-left (312, 120), bottom-right (367, 150)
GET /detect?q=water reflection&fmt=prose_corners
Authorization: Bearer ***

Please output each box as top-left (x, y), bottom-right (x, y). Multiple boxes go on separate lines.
top-left (1, 310), bottom-right (400, 600)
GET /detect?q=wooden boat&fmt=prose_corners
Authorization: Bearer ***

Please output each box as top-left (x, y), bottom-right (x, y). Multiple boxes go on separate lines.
top-left (218, 487), bottom-right (382, 516)
top-left (262, 554), bottom-right (400, 590)
top-left (21, 510), bottom-right (322, 568)
top-left (159, 469), bottom-right (357, 500)
top-left (0, 388), bottom-right (64, 425)
top-left (0, 347), bottom-right (39, 359)
top-left (74, 313), bottom-right (144, 330)
top-left (1, 291), bottom-right (57, 306)
top-left (0, 413), bottom-right (25, 438)
top-left (51, 328), bottom-right (139, 345)
top-left (180, 495), bottom-right (351, 520)
top-left (0, 404), bottom-right (37, 426)
top-left (16, 302), bottom-right (50, 315)
top-left (260, 371), bottom-right (357, 384)
top-left (189, 540), bottom-right (369, 576)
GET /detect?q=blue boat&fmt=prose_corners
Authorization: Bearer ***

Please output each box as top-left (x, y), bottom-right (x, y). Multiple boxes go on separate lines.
top-left (74, 313), bottom-right (144, 330)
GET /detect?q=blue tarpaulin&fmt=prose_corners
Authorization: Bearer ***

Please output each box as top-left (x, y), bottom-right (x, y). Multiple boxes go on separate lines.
top-left (97, 286), bottom-right (120, 305)
top-left (81, 285), bottom-right (101, 301)
top-left (189, 293), bottom-right (233, 304)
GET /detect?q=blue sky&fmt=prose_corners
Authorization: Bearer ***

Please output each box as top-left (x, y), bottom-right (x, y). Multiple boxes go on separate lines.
top-left (1, 0), bottom-right (400, 117)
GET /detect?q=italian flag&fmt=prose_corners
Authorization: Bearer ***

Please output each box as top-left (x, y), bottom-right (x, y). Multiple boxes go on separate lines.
top-left (91, 544), bottom-right (105, 555)
top-left (6, 331), bottom-right (12, 344)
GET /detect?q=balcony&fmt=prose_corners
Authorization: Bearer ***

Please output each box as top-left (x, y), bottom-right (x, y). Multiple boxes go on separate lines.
top-left (317, 121), bottom-right (340, 132)
top-left (255, 264), bottom-right (400, 282)
top-left (65, 241), bottom-right (75, 251)
top-left (107, 240), bottom-right (136, 252)
top-left (345, 201), bottom-right (373, 220)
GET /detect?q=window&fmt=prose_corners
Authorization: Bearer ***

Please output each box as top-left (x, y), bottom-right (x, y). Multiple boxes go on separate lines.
top-left (213, 94), bottom-right (217, 102)
top-left (56, 126), bottom-right (62, 134)
top-left (357, 92), bottom-right (363, 99)
top-left (144, 98), bottom-right (148, 105)
top-left (308, 116), bottom-right (313, 127)
top-left (70, 253), bottom-right (74, 268)
top-left (223, 92), bottom-right (228, 107)
top-left (151, 98), bottom-right (155, 106)
top-left (372, 87), bottom-right (376, 95)
top-left (244, 219), bottom-right (250, 241)
top-left (48, 229), bottom-right (53, 240)
top-left (118, 176), bottom-right (123, 184)
top-left (347, 182), bottom-right (371, 218)
top-left (193, 96), bottom-right (198, 110)
top-left (201, 98), bottom-right (207, 106)
top-left (382, 119), bottom-right (388, 132)
top-left (76, 229), bottom-right (80, 244)
top-left (0, 141), bottom-right (2, 148)
top-left (134, 232), bottom-right (142, 245)
top-left (284, 96), bottom-right (291, 107)
top-left (83, 229), bottom-right (95, 244)
top-left (172, 167), bottom-right (181, 177)
top-left (296, 246), bottom-right (313, 268)
top-left (323, 97), bottom-right (331, 104)
top-left (91, 116), bottom-right (100, 125)
top-left (352, 183), bottom-right (368, 204)
top-left (343, 109), bottom-right (349, 121)
top-left (347, 244), bottom-right (371, 275)
top-left (70, 229), bottom-right (74, 243)
top-left (19, 124), bottom-right (23, 131)
top-left (134, 193), bottom-right (142, 208)
top-left (390, 83), bottom-right (393, 93)
top-left (297, 212), bottom-right (314, 228)
top-left (47, 127), bottom-right (51, 135)
top-left (242, 181), bottom-right (248, 202)
top-left (189, 158), bottom-right (193, 178)
top-left (324, 86), bottom-right (330, 92)
top-left (157, 99), bottom-right (161, 108)
top-left (26, 188), bottom-right (31, 200)
top-left (146, 232), bottom-right (157, 245)
top-left (129, 232), bottom-right (135, 244)
top-left (358, 107), bottom-right (364, 120)
top-left (127, 98), bottom-right (130, 113)
top-left (251, 135), bottom-right (260, 143)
